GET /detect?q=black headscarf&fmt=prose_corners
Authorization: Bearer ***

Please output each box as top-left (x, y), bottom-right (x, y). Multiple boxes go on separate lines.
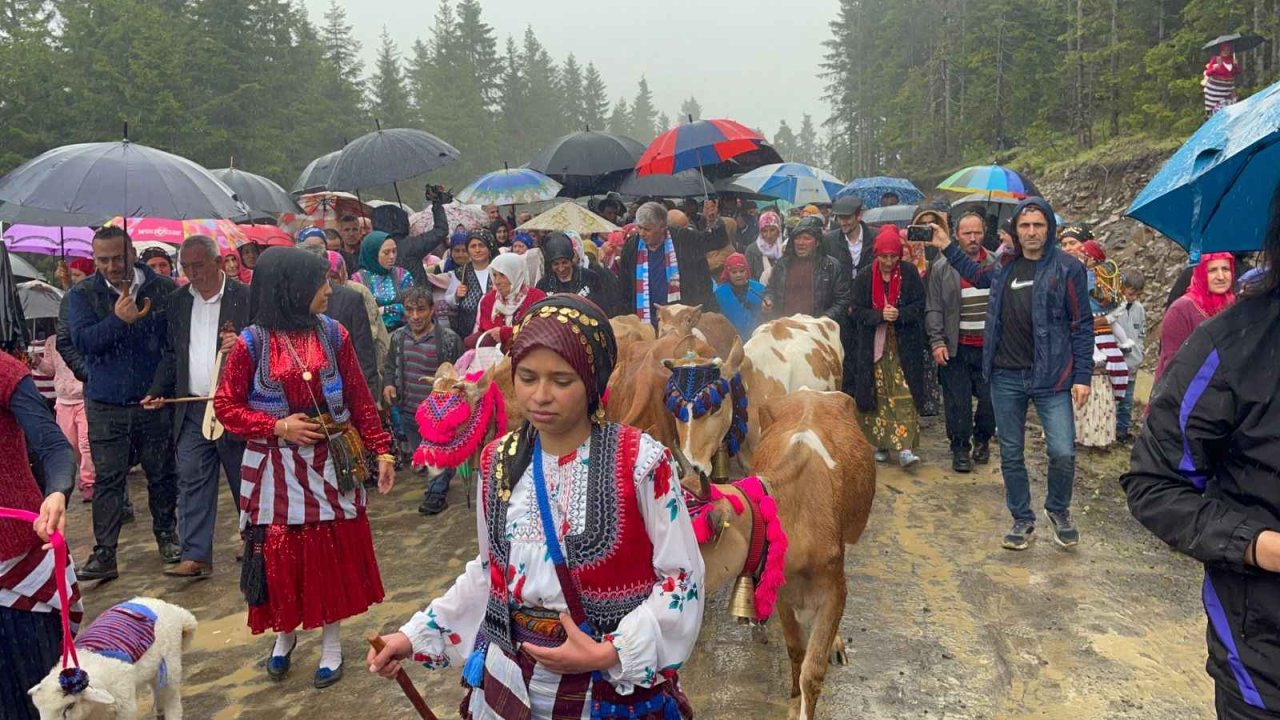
top-left (249, 247), bottom-right (329, 331)
top-left (0, 244), bottom-right (29, 353)
top-left (466, 227), bottom-right (499, 261)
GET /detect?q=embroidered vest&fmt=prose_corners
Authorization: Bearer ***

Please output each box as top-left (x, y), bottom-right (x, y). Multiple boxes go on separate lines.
top-left (478, 423), bottom-right (657, 656)
top-left (239, 316), bottom-right (350, 423)
top-left (0, 353), bottom-right (44, 560)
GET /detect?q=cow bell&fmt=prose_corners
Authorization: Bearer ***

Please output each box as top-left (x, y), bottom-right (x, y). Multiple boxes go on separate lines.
top-left (729, 574), bottom-right (757, 624)
top-left (712, 446), bottom-right (730, 484)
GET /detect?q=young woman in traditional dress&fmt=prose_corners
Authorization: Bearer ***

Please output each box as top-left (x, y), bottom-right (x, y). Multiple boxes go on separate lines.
top-left (213, 247), bottom-right (394, 689)
top-left (369, 295), bottom-right (705, 719)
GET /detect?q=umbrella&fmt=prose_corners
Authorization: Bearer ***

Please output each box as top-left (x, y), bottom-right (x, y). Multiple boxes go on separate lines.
top-left (836, 177), bottom-right (926, 208)
top-left (0, 245), bottom-right (29, 347)
top-left (706, 143), bottom-right (784, 180)
top-left (635, 118), bottom-right (765, 197)
top-left (527, 130), bottom-right (646, 196)
top-left (279, 192), bottom-right (373, 232)
top-left (0, 203), bottom-right (106, 226)
top-left (292, 150), bottom-right (340, 194)
top-left (516, 202), bottom-right (618, 236)
top-left (327, 125), bottom-right (460, 205)
top-left (1203, 33), bottom-right (1265, 53)
top-left (862, 204), bottom-right (921, 228)
top-left (367, 200), bottom-right (416, 214)
top-left (3, 225), bottom-right (94, 258)
top-left (456, 167), bottom-right (563, 206)
top-left (409, 202), bottom-right (489, 235)
top-left (0, 138), bottom-right (246, 220)
top-left (210, 167), bottom-right (301, 215)
top-left (16, 280), bottom-right (62, 320)
top-left (1127, 79), bottom-right (1280, 255)
top-left (7, 253), bottom-right (41, 281)
top-left (937, 164), bottom-right (1042, 200)
top-left (105, 217), bottom-right (247, 254)
top-left (727, 163), bottom-right (845, 205)
top-left (238, 224), bottom-right (293, 248)
top-left (617, 169), bottom-right (712, 199)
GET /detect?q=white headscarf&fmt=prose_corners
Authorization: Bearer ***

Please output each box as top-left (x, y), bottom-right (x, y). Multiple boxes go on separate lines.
top-left (489, 251), bottom-right (530, 326)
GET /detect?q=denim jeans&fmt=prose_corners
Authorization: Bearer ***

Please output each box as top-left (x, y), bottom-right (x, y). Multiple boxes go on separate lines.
top-left (939, 344), bottom-right (995, 452)
top-left (174, 403), bottom-right (244, 564)
top-left (86, 400), bottom-right (178, 554)
top-left (1116, 370), bottom-right (1137, 436)
top-left (989, 369), bottom-right (1076, 523)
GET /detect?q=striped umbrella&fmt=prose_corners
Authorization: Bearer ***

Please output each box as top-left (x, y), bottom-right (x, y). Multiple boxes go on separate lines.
top-left (728, 163), bottom-right (846, 205)
top-left (456, 167), bottom-right (562, 206)
top-left (937, 164), bottom-right (1041, 200)
top-left (635, 118), bottom-right (764, 178)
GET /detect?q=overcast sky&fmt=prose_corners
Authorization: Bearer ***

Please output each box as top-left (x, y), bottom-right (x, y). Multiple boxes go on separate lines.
top-left (301, 0), bottom-right (838, 139)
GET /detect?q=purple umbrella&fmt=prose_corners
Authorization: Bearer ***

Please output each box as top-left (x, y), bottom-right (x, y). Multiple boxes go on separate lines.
top-left (2, 225), bottom-right (94, 258)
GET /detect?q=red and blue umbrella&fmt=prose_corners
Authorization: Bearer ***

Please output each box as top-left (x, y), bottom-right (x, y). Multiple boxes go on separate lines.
top-left (937, 164), bottom-right (1041, 200)
top-left (635, 119), bottom-right (764, 177)
top-left (456, 167), bottom-right (563, 206)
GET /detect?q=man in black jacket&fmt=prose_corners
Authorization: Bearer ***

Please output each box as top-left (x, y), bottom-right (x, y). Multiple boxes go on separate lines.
top-left (615, 200), bottom-right (728, 321)
top-left (142, 236), bottom-right (252, 578)
top-left (297, 242), bottom-right (380, 397)
top-left (761, 217), bottom-right (852, 322)
top-left (65, 226), bottom-right (179, 580)
top-left (823, 195), bottom-right (876, 282)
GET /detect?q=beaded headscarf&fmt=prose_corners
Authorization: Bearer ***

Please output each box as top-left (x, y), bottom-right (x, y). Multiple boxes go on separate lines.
top-left (509, 294), bottom-right (617, 417)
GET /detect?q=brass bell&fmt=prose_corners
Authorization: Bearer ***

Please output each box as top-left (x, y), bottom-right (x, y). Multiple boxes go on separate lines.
top-left (712, 446), bottom-right (730, 484)
top-left (729, 574), bottom-right (757, 624)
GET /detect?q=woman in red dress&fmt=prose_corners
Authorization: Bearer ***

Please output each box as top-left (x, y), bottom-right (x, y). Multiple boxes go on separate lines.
top-left (214, 247), bottom-right (394, 689)
top-left (464, 251), bottom-right (546, 351)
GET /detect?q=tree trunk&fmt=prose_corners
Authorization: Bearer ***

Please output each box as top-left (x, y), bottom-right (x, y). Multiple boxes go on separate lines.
top-left (994, 20), bottom-right (1005, 149)
top-left (1109, 0), bottom-right (1120, 138)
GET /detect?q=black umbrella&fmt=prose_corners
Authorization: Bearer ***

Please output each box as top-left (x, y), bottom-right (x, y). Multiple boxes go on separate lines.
top-left (0, 244), bottom-right (29, 351)
top-left (211, 167), bottom-right (301, 215)
top-left (527, 130), bottom-right (646, 196)
top-left (326, 124), bottom-right (460, 204)
top-left (0, 138), bottom-right (246, 220)
top-left (292, 150), bottom-right (340, 195)
top-left (617, 168), bottom-right (713, 199)
top-left (0, 203), bottom-right (107, 226)
top-left (1203, 33), bottom-right (1265, 53)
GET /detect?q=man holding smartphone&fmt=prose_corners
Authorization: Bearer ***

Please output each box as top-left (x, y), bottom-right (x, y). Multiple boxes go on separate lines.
top-left (929, 198), bottom-right (1092, 551)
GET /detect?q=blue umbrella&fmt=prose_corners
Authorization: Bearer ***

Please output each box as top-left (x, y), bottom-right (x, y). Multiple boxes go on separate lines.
top-left (727, 163), bottom-right (845, 205)
top-left (836, 177), bottom-right (926, 208)
top-left (1128, 80), bottom-right (1280, 256)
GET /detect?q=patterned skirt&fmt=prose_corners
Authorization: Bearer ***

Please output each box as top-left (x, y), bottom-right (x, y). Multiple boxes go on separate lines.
top-left (1074, 373), bottom-right (1117, 448)
top-left (246, 512), bottom-right (384, 634)
top-left (857, 329), bottom-right (920, 452)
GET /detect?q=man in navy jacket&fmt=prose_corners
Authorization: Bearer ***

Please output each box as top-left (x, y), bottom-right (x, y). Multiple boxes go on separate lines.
top-left (931, 198), bottom-right (1093, 551)
top-left (65, 226), bottom-right (179, 580)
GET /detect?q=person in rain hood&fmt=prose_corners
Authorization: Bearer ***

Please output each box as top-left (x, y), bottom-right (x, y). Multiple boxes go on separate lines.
top-left (536, 232), bottom-right (615, 314)
top-left (930, 197), bottom-right (1093, 552)
top-left (761, 216), bottom-right (851, 322)
top-left (391, 184), bottom-right (451, 287)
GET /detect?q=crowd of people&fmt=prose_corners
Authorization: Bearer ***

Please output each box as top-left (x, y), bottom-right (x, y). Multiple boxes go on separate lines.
top-left (2, 170), bottom-right (1280, 719)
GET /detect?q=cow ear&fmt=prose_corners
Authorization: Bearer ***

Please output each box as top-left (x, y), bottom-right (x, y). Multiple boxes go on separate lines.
top-left (757, 398), bottom-right (776, 432)
top-left (722, 338), bottom-right (745, 377)
top-left (689, 305), bottom-right (703, 326)
top-left (462, 372), bottom-right (491, 404)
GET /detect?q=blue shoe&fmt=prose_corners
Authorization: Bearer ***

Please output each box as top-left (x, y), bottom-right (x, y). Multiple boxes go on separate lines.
top-left (313, 663), bottom-right (344, 689)
top-left (267, 639), bottom-right (296, 681)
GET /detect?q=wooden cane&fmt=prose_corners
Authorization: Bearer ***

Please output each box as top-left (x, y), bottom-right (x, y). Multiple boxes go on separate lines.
top-left (366, 633), bottom-right (438, 720)
top-left (147, 396), bottom-right (214, 405)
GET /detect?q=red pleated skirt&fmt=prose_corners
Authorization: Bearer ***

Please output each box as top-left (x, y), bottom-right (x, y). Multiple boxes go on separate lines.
top-left (247, 513), bottom-right (384, 635)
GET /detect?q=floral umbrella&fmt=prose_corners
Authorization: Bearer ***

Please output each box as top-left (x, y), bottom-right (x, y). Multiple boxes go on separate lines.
top-left (278, 192), bottom-right (373, 233)
top-left (409, 202), bottom-right (490, 235)
top-left (105, 217), bottom-right (247, 253)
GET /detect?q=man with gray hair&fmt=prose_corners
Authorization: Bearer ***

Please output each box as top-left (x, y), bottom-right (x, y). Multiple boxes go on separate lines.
top-left (615, 198), bottom-right (728, 323)
top-left (142, 235), bottom-right (251, 578)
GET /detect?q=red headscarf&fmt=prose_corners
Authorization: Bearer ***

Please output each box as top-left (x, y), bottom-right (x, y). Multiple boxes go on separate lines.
top-left (1080, 240), bottom-right (1106, 263)
top-left (224, 247), bottom-right (253, 284)
top-left (68, 258), bottom-right (94, 276)
top-left (1186, 252), bottom-right (1235, 318)
top-left (719, 252), bottom-right (749, 283)
top-left (871, 225), bottom-right (903, 310)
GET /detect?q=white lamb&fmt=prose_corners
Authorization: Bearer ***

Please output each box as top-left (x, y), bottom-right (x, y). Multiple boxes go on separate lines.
top-left (29, 596), bottom-right (197, 720)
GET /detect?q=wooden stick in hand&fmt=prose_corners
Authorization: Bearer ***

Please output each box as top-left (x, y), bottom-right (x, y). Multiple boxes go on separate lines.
top-left (147, 396), bottom-right (214, 406)
top-left (366, 633), bottom-right (438, 720)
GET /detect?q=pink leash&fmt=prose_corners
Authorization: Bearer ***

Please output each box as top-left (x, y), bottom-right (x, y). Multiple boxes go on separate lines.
top-left (0, 507), bottom-right (79, 670)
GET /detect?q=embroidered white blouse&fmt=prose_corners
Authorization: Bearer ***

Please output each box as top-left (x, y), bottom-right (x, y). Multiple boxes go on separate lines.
top-left (399, 432), bottom-right (705, 719)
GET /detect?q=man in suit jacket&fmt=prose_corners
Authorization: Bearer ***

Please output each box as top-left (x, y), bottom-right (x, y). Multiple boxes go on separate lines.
top-left (143, 236), bottom-right (252, 578)
top-left (823, 195), bottom-right (876, 282)
top-left (615, 199), bottom-right (729, 321)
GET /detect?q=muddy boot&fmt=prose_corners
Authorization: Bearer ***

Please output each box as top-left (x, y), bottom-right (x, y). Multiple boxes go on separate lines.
top-left (952, 451), bottom-right (973, 473)
top-left (1046, 510), bottom-right (1080, 548)
top-left (79, 547), bottom-right (118, 582)
top-left (419, 492), bottom-right (448, 515)
top-left (972, 441), bottom-right (990, 465)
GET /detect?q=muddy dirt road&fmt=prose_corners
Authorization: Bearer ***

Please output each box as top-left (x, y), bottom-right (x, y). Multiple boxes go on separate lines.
top-left (61, 411), bottom-right (1212, 719)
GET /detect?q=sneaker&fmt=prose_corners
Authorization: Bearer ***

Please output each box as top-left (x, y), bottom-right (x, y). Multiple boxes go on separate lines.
top-left (156, 533), bottom-right (181, 564)
top-left (898, 450), bottom-right (921, 468)
top-left (1046, 510), bottom-right (1080, 548)
top-left (952, 451), bottom-right (973, 473)
top-left (419, 492), bottom-right (448, 516)
top-left (79, 549), bottom-right (118, 582)
top-left (873, 449), bottom-right (890, 463)
top-left (972, 441), bottom-right (990, 465)
top-left (1001, 520), bottom-right (1036, 551)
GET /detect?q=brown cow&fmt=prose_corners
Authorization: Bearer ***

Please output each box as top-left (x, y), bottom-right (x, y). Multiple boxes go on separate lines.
top-left (752, 390), bottom-right (875, 719)
top-left (657, 303), bottom-right (740, 360)
top-left (609, 315), bottom-right (656, 360)
top-left (605, 327), bottom-right (714, 450)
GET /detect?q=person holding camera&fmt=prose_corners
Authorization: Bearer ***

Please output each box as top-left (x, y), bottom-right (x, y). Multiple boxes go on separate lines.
top-left (396, 185), bottom-right (452, 287)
